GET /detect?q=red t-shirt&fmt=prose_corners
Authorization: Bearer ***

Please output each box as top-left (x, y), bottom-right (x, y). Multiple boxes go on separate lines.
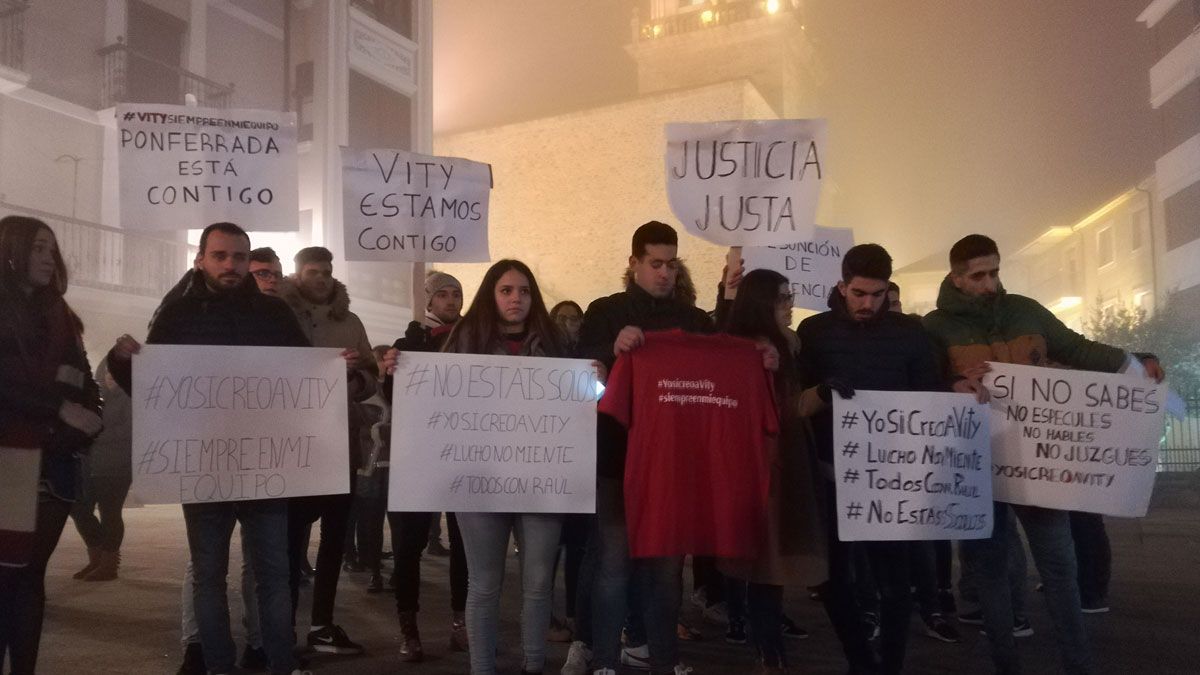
top-left (598, 330), bottom-right (778, 558)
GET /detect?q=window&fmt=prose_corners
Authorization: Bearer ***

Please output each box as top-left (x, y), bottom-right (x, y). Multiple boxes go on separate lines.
top-left (1163, 180), bottom-right (1200, 250)
top-left (1131, 209), bottom-right (1147, 251)
top-left (1097, 226), bottom-right (1114, 267)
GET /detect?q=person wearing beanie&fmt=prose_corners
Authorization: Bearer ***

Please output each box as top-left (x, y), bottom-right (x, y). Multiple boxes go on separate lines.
top-left (423, 270), bottom-right (463, 328)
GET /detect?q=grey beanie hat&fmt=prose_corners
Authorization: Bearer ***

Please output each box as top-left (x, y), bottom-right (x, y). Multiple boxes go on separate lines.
top-left (424, 270), bottom-right (462, 309)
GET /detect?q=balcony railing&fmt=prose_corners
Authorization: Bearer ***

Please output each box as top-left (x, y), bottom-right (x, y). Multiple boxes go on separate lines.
top-left (1, 201), bottom-right (196, 298)
top-left (97, 39), bottom-right (234, 109)
top-left (633, 0), bottom-right (793, 43)
top-left (0, 1), bottom-right (28, 71)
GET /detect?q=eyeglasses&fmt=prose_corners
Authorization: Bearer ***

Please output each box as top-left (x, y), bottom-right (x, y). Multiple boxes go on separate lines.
top-left (252, 269), bottom-right (282, 281)
top-left (776, 293), bottom-right (795, 307)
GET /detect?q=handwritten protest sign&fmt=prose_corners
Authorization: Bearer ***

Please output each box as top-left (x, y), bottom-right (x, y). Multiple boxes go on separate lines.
top-left (117, 104), bottom-right (298, 231)
top-left (389, 352), bottom-right (598, 513)
top-left (343, 148), bottom-right (492, 262)
top-left (984, 362), bottom-right (1165, 517)
top-left (742, 226), bottom-right (854, 311)
top-left (131, 346), bottom-right (349, 504)
top-left (665, 119), bottom-right (827, 246)
top-left (833, 390), bottom-right (992, 541)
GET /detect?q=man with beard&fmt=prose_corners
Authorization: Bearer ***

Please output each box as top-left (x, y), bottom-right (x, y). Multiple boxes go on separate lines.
top-left (108, 222), bottom-right (312, 675)
top-left (279, 246), bottom-right (376, 656)
top-left (796, 243), bottom-right (943, 675)
top-left (923, 234), bottom-right (1164, 675)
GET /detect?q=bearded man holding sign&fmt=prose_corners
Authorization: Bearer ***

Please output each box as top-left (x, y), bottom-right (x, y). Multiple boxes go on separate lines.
top-left (923, 234), bottom-right (1165, 675)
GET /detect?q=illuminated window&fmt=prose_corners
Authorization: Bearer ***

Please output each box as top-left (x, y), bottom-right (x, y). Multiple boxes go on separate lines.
top-left (1097, 226), bottom-right (1114, 267)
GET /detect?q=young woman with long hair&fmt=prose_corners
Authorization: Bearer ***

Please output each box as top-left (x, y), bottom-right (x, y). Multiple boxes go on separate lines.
top-left (441, 259), bottom-right (567, 674)
top-left (0, 215), bottom-right (103, 673)
top-left (720, 268), bottom-right (826, 674)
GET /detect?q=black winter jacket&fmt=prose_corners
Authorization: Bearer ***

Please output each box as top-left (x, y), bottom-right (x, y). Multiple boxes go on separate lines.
top-left (796, 290), bottom-right (943, 464)
top-left (109, 271), bottom-right (310, 393)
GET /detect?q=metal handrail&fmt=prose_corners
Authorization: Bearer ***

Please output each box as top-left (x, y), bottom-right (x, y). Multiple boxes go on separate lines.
top-left (97, 40), bottom-right (234, 108)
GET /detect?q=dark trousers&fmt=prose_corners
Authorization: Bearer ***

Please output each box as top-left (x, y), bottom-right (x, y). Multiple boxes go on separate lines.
top-left (820, 487), bottom-right (912, 674)
top-left (288, 491), bottom-right (354, 626)
top-left (0, 497), bottom-right (71, 675)
top-left (1069, 511), bottom-right (1111, 604)
top-left (558, 512), bottom-right (590, 619)
top-left (356, 493), bottom-right (388, 574)
top-left (910, 540), bottom-right (953, 616)
top-left (387, 511), bottom-right (467, 614)
top-left (70, 475), bottom-right (130, 552)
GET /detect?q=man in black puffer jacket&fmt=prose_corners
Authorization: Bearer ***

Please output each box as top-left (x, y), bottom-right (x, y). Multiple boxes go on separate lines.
top-left (796, 243), bottom-right (943, 675)
top-left (108, 222), bottom-right (310, 675)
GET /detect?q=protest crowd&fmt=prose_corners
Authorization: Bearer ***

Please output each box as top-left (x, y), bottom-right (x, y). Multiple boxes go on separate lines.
top-left (0, 211), bottom-right (1169, 675)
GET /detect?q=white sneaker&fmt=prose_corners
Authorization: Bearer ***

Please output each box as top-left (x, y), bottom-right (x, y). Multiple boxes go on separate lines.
top-left (620, 643), bottom-right (651, 670)
top-left (591, 669), bottom-right (617, 675)
top-left (289, 670), bottom-right (313, 675)
top-left (562, 640), bottom-right (593, 675)
top-left (674, 665), bottom-right (695, 675)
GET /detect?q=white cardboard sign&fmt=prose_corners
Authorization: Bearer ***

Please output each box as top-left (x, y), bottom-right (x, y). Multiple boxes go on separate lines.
top-left (665, 119), bottom-right (827, 246)
top-left (742, 226), bottom-right (855, 311)
top-left (131, 346), bottom-right (350, 504)
top-left (388, 352), bottom-right (598, 513)
top-left (984, 362), bottom-right (1165, 517)
top-left (342, 147), bottom-right (492, 262)
top-left (117, 104), bottom-right (298, 231)
top-left (833, 390), bottom-right (993, 541)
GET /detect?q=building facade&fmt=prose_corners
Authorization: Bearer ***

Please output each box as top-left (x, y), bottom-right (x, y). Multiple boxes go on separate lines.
top-left (0, 0), bottom-right (431, 356)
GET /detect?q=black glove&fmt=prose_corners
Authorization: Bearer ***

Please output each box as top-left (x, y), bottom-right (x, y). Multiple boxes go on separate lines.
top-left (817, 378), bottom-right (855, 404)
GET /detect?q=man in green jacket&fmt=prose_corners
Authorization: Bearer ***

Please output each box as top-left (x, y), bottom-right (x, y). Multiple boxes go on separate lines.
top-left (923, 234), bottom-right (1164, 675)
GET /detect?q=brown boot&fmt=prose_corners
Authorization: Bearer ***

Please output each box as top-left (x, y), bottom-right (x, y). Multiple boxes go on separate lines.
top-left (84, 549), bottom-right (119, 581)
top-left (398, 611), bottom-right (423, 662)
top-left (449, 611), bottom-right (468, 652)
top-left (73, 547), bottom-right (102, 579)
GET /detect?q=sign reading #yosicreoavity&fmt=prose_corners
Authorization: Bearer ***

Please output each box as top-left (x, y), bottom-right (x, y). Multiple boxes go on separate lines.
top-left (388, 352), bottom-right (598, 513)
top-left (665, 119), bottom-right (827, 247)
top-left (984, 362), bottom-right (1165, 517)
top-left (117, 104), bottom-right (298, 231)
top-left (833, 390), bottom-right (993, 541)
top-left (131, 346), bottom-right (349, 504)
top-left (742, 226), bottom-right (855, 312)
top-left (342, 147), bottom-right (492, 262)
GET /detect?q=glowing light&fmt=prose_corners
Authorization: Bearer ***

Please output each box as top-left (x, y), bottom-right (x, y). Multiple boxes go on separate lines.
top-left (1047, 296), bottom-right (1083, 314)
top-left (652, 23), bottom-right (662, 36)
top-left (766, 0), bottom-right (781, 14)
top-left (700, 9), bottom-right (714, 24)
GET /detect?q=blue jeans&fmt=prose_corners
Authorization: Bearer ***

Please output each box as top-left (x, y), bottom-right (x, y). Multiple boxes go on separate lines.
top-left (181, 526), bottom-right (260, 649)
top-left (590, 477), bottom-right (683, 673)
top-left (182, 499), bottom-right (294, 675)
top-left (456, 511), bottom-right (563, 675)
top-left (963, 503), bottom-right (1090, 675)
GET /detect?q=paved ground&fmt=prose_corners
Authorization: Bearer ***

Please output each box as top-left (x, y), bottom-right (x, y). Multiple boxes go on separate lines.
top-left (31, 500), bottom-right (1200, 674)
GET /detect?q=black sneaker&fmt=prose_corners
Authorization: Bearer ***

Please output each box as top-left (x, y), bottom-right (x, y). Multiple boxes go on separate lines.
top-left (308, 624), bottom-right (364, 655)
top-left (1081, 597), bottom-right (1110, 614)
top-left (239, 644), bottom-right (269, 671)
top-left (957, 608), bottom-right (983, 625)
top-left (177, 642), bottom-right (205, 675)
top-left (937, 588), bottom-right (957, 615)
top-left (1012, 616), bottom-right (1034, 638)
top-left (366, 572), bottom-right (384, 593)
top-left (780, 614), bottom-right (809, 639)
top-left (921, 613), bottom-right (961, 643)
top-left (724, 618), bottom-right (748, 644)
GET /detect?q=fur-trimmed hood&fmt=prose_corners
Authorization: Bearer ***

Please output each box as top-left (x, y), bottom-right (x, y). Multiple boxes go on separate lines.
top-left (279, 275), bottom-right (353, 322)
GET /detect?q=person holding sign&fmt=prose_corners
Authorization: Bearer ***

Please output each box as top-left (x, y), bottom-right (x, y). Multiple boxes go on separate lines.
top-left (795, 244), bottom-right (944, 675)
top-left (107, 222), bottom-right (313, 675)
top-left (431, 259), bottom-right (568, 675)
top-left (0, 216), bottom-right (103, 674)
top-left (922, 234), bottom-right (1165, 675)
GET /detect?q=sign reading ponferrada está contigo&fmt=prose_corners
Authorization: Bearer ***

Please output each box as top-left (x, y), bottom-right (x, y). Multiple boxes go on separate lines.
top-left (342, 148), bottom-right (492, 262)
top-left (833, 390), bottom-right (993, 541)
top-left (665, 119), bottom-right (827, 247)
top-left (742, 226), bottom-right (854, 312)
top-left (389, 352), bottom-right (598, 513)
top-left (130, 346), bottom-right (350, 504)
top-left (116, 104), bottom-right (298, 231)
top-left (983, 362), bottom-right (1165, 517)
